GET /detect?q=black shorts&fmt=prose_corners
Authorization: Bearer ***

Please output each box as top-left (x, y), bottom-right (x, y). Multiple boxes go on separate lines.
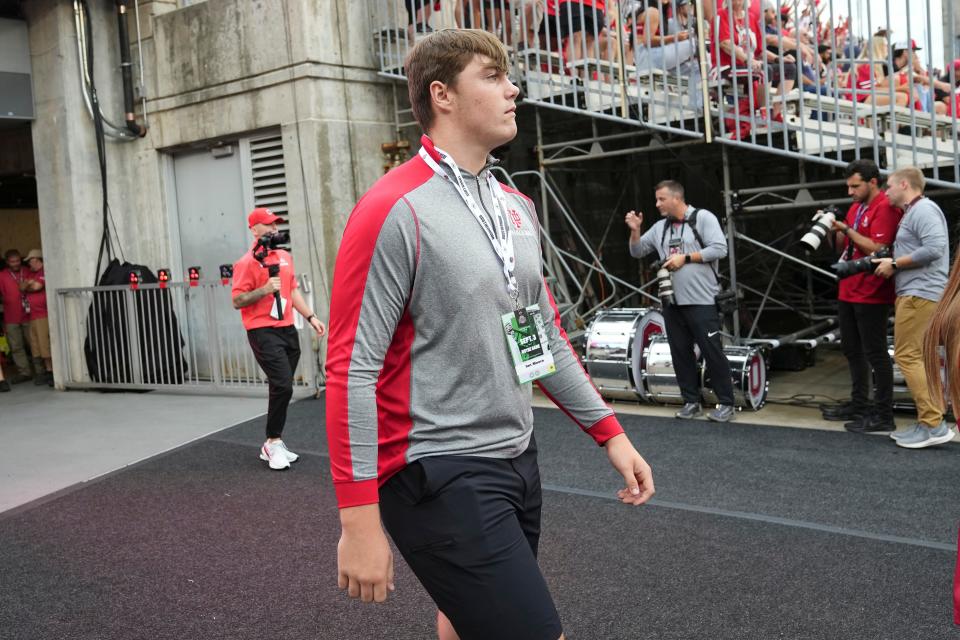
top-left (405, 0), bottom-right (431, 25)
top-left (555, 2), bottom-right (606, 38)
top-left (379, 438), bottom-right (563, 640)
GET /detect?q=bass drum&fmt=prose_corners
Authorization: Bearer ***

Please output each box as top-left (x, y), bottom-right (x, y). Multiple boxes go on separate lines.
top-left (702, 345), bottom-right (768, 410)
top-left (890, 342), bottom-right (913, 409)
top-left (583, 308), bottom-right (665, 401)
top-left (642, 335), bottom-right (697, 404)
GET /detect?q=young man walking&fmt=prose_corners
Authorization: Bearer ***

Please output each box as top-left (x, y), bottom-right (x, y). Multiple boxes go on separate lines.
top-left (325, 29), bottom-right (654, 640)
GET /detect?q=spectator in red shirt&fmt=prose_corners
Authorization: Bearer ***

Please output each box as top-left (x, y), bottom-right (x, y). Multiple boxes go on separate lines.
top-left (23, 249), bottom-right (53, 387)
top-left (0, 249), bottom-right (35, 383)
top-left (231, 207), bottom-right (326, 471)
top-left (844, 35), bottom-right (908, 107)
top-left (821, 160), bottom-right (903, 432)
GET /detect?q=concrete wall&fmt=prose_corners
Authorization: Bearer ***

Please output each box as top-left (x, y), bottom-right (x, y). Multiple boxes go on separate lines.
top-left (23, 0), bottom-right (400, 387)
top-left (946, 0), bottom-right (960, 67)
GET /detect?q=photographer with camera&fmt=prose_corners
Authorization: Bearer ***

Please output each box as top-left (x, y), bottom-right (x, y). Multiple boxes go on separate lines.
top-left (819, 160), bottom-right (903, 433)
top-left (873, 167), bottom-right (952, 449)
top-left (232, 207), bottom-right (326, 470)
top-left (625, 180), bottom-right (736, 422)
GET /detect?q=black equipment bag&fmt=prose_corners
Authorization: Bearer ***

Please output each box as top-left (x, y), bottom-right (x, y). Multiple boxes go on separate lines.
top-left (83, 259), bottom-right (189, 384)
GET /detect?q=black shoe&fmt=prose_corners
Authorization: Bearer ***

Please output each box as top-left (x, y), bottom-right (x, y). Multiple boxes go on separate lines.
top-left (9, 373), bottom-right (31, 384)
top-left (822, 402), bottom-right (866, 421)
top-left (708, 405), bottom-right (736, 422)
top-left (675, 402), bottom-right (702, 419)
top-left (47, 372), bottom-right (54, 387)
top-left (844, 413), bottom-right (897, 433)
top-left (0, 380), bottom-right (10, 392)
top-left (33, 373), bottom-right (46, 386)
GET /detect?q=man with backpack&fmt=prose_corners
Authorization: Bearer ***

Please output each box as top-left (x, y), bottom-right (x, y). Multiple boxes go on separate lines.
top-left (625, 180), bottom-right (736, 421)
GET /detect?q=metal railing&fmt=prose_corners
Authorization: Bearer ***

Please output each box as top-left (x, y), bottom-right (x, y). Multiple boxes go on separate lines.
top-left (373, 0), bottom-right (960, 188)
top-left (56, 278), bottom-right (321, 392)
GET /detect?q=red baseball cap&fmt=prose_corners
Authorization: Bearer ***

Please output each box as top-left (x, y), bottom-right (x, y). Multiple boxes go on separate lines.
top-left (247, 207), bottom-right (284, 228)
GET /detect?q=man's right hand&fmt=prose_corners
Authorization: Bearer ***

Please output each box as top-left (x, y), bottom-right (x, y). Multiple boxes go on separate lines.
top-left (262, 276), bottom-right (282, 294)
top-left (624, 210), bottom-right (643, 231)
top-left (337, 504), bottom-right (395, 603)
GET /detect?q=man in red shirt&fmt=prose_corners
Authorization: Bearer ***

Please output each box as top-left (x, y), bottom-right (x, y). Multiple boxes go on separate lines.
top-left (232, 208), bottom-right (326, 470)
top-left (23, 249), bottom-right (53, 387)
top-left (822, 160), bottom-right (903, 432)
top-left (0, 249), bottom-right (35, 384)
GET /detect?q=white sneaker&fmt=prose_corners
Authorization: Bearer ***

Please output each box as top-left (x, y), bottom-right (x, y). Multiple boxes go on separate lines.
top-left (275, 440), bottom-right (299, 463)
top-left (260, 441), bottom-right (291, 470)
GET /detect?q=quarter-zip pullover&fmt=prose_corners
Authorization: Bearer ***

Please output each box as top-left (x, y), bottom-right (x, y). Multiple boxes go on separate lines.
top-left (325, 136), bottom-right (624, 508)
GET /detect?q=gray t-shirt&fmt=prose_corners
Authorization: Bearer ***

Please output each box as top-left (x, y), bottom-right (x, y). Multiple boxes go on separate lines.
top-left (893, 197), bottom-right (948, 302)
top-left (629, 205), bottom-right (728, 306)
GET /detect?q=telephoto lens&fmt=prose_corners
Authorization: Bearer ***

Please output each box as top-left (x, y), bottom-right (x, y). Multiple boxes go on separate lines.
top-left (657, 267), bottom-right (676, 307)
top-left (799, 205), bottom-right (839, 252)
top-left (831, 246), bottom-right (892, 279)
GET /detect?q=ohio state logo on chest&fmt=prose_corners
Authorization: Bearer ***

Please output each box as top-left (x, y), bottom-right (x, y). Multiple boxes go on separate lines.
top-left (508, 208), bottom-right (523, 230)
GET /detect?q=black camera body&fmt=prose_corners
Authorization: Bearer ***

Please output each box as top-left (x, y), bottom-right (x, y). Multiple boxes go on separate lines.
top-left (252, 231), bottom-right (290, 263)
top-left (831, 245), bottom-right (892, 279)
top-left (256, 230), bottom-right (289, 250)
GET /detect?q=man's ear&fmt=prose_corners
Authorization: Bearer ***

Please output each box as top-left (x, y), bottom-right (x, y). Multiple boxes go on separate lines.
top-left (429, 79), bottom-right (454, 118)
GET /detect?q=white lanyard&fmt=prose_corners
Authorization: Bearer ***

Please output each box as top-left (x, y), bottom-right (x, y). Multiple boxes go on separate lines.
top-left (419, 145), bottom-right (519, 301)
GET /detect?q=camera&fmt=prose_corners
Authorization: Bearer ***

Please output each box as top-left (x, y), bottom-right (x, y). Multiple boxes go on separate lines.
top-left (256, 230), bottom-right (290, 250)
top-left (799, 205), bottom-right (840, 252)
top-left (656, 265), bottom-right (676, 307)
top-left (831, 245), bottom-right (892, 279)
top-left (253, 230), bottom-right (290, 263)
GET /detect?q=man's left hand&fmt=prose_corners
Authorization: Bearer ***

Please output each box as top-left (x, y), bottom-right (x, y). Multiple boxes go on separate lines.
top-left (604, 433), bottom-right (655, 506)
top-left (309, 316), bottom-right (327, 337)
top-left (663, 254), bottom-right (686, 271)
top-left (873, 257), bottom-right (895, 279)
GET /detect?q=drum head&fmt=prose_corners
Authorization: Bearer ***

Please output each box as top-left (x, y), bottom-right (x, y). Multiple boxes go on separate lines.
top-left (744, 348), bottom-right (767, 409)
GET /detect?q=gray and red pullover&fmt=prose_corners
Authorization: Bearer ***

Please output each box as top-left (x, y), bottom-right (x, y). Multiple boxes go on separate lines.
top-left (325, 136), bottom-right (624, 508)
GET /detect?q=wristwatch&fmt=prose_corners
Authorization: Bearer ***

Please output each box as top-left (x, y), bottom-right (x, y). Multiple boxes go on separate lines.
top-left (684, 254), bottom-right (692, 264)
top-left (306, 314), bottom-right (317, 322)
top-left (890, 260), bottom-right (899, 271)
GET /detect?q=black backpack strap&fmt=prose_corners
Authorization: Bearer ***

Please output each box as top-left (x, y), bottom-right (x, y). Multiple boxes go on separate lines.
top-left (688, 208), bottom-right (706, 249)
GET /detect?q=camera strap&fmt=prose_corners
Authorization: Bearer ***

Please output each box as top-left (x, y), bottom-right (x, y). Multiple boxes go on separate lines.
top-left (659, 208), bottom-right (720, 282)
top-left (419, 145), bottom-right (518, 305)
top-left (843, 204), bottom-right (868, 261)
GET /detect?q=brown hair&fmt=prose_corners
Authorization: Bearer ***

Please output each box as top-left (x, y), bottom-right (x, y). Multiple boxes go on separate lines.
top-left (888, 166), bottom-right (926, 192)
top-left (924, 246), bottom-right (960, 411)
top-left (655, 180), bottom-right (685, 200)
top-left (405, 29), bottom-right (509, 132)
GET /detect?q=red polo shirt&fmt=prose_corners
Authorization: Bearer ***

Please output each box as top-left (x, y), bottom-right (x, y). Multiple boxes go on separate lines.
top-left (0, 268), bottom-right (29, 324)
top-left (837, 190), bottom-right (903, 305)
top-left (232, 246), bottom-right (299, 330)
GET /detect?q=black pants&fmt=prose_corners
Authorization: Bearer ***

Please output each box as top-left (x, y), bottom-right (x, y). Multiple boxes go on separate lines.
top-left (663, 304), bottom-right (735, 406)
top-left (247, 325), bottom-right (301, 439)
top-left (837, 300), bottom-right (893, 416)
top-left (379, 438), bottom-right (563, 640)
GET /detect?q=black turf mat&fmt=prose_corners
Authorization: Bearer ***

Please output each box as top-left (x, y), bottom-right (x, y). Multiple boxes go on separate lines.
top-left (0, 396), bottom-right (957, 639)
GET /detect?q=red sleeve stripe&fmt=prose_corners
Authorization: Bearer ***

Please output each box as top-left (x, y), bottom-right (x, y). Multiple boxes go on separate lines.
top-left (325, 158), bottom-right (433, 501)
top-left (537, 278), bottom-right (624, 445)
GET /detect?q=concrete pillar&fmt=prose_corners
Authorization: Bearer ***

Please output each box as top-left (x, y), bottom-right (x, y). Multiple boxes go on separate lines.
top-left (23, 0), bottom-right (399, 387)
top-left (945, 0), bottom-right (960, 65)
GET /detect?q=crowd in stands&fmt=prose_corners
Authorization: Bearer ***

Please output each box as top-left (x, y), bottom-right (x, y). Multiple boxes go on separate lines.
top-left (396, 0), bottom-right (960, 139)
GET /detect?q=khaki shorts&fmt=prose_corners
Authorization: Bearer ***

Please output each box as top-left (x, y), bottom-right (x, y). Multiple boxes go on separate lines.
top-left (28, 316), bottom-right (51, 359)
